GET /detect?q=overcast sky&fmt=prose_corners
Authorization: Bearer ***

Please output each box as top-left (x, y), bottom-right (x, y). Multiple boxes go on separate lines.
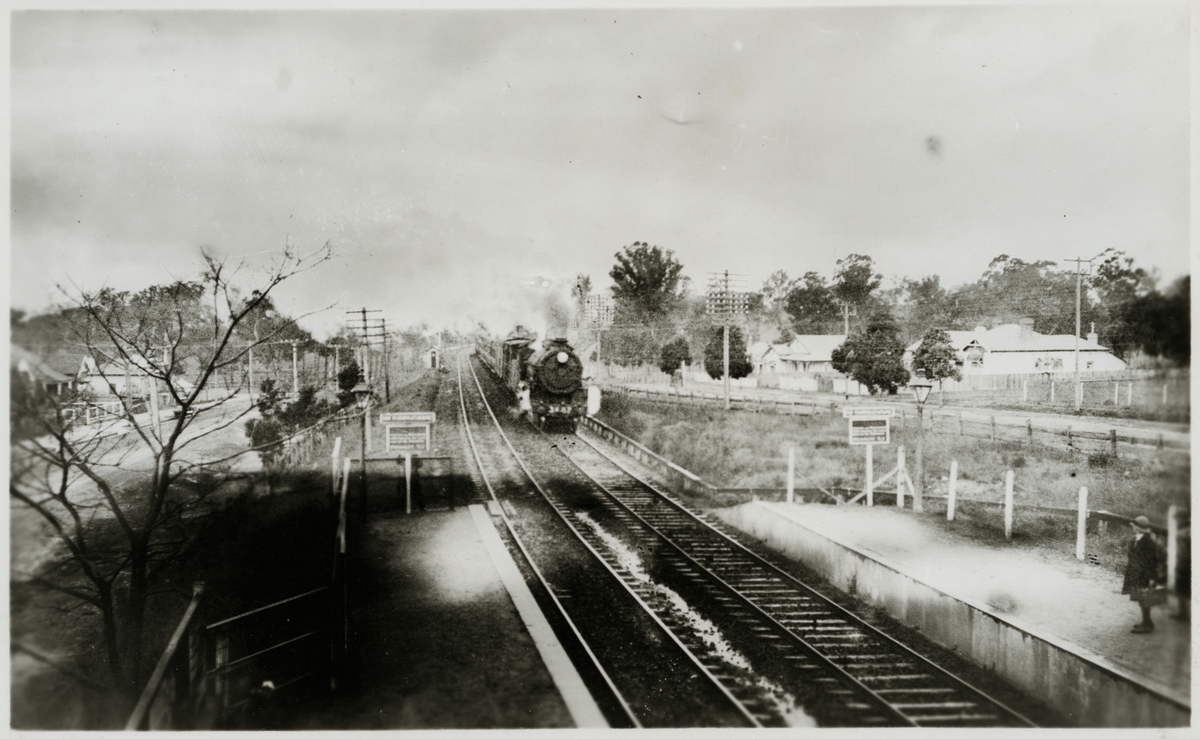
top-left (10, 4), bottom-right (1191, 339)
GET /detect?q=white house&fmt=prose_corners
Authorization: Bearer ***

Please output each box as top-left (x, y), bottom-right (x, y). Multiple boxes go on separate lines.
top-left (754, 335), bottom-right (847, 375)
top-left (11, 345), bottom-right (76, 395)
top-left (905, 321), bottom-right (1127, 375)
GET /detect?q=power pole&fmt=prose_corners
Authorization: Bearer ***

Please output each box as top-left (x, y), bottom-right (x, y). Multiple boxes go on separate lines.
top-left (248, 323), bottom-right (258, 404)
top-left (1064, 256), bottom-right (1094, 411)
top-left (381, 318), bottom-right (391, 403)
top-left (346, 308), bottom-right (383, 384)
top-left (706, 271), bottom-right (748, 411)
top-left (346, 308), bottom-right (385, 449)
top-left (291, 341), bottom-right (300, 395)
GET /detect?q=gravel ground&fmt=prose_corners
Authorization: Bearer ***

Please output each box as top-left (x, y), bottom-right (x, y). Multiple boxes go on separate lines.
top-left (291, 508), bottom-right (575, 729)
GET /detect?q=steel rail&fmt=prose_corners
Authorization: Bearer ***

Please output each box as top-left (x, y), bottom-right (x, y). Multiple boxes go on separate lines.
top-left (568, 427), bottom-right (1038, 728)
top-left (546, 430), bottom-right (912, 724)
top-left (464, 352), bottom-right (762, 728)
top-left (453, 352), bottom-right (640, 729)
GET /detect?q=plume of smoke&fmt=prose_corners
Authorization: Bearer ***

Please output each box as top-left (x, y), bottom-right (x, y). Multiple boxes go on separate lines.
top-left (544, 290), bottom-right (571, 341)
top-left (461, 274), bottom-right (574, 350)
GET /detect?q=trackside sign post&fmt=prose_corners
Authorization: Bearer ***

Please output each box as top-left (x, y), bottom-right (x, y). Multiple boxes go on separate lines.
top-left (382, 412), bottom-right (436, 454)
top-left (381, 412), bottom-right (436, 514)
top-left (842, 407), bottom-right (893, 506)
top-left (848, 417), bottom-right (890, 445)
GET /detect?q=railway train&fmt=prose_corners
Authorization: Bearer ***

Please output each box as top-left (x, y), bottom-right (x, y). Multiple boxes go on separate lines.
top-left (477, 326), bottom-right (597, 429)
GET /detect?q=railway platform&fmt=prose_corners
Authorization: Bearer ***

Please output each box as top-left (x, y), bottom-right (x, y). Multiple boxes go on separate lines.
top-left (718, 501), bottom-right (1191, 726)
top-left (290, 503), bottom-right (598, 729)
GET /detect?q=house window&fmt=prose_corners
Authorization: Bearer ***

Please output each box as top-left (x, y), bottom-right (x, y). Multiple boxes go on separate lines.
top-left (1035, 356), bottom-right (1063, 370)
top-left (1086, 361), bottom-right (1094, 370)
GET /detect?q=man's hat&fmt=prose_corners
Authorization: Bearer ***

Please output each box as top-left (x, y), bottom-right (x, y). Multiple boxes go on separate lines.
top-left (1131, 515), bottom-right (1153, 533)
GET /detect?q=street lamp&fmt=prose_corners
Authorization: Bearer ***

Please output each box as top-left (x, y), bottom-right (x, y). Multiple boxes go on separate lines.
top-left (351, 376), bottom-right (373, 520)
top-left (909, 379), bottom-right (933, 514)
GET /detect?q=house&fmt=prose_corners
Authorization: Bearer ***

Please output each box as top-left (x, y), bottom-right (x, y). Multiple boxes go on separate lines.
top-left (11, 345), bottom-right (76, 395)
top-left (754, 336), bottom-right (848, 375)
top-left (904, 320), bottom-right (1127, 375)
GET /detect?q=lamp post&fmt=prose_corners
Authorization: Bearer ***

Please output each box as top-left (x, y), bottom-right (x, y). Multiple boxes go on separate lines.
top-left (910, 379), bottom-right (933, 513)
top-left (351, 375), bottom-right (373, 520)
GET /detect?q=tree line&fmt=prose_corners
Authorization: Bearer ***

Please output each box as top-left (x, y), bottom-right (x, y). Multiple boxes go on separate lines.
top-left (573, 243), bottom-right (1189, 379)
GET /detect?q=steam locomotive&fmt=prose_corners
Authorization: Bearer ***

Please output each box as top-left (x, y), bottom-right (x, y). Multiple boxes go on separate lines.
top-left (477, 326), bottom-right (594, 429)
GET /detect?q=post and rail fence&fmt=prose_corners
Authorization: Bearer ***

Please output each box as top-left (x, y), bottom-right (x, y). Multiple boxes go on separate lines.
top-left (127, 428), bottom-right (353, 730)
top-left (602, 385), bottom-right (1186, 459)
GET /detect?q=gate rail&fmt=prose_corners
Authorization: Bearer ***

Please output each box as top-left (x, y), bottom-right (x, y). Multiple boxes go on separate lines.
top-left (127, 438), bottom-right (352, 730)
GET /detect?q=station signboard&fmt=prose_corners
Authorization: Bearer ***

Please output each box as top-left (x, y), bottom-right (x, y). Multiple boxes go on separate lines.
top-left (381, 412), bottom-right (436, 424)
top-left (848, 417), bottom-right (890, 445)
top-left (386, 424), bottom-right (431, 452)
top-left (383, 412), bottom-right (436, 453)
top-left (842, 406), bottom-right (895, 419)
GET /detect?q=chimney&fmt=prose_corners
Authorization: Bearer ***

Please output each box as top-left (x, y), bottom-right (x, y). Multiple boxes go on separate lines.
top-left (1018, 318), bottom-right (1034, 339)
top-left (1087, 322), bottom-right (1098, 345)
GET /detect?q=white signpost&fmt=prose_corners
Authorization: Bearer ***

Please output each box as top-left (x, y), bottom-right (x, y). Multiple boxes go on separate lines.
top-left (843, 407), bottom-right (893, 506)
top-left (381, 412), bottom-right (436, 513)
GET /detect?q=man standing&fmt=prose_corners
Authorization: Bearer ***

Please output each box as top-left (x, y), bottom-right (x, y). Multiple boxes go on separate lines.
top-left (1122, 515), bottom-right (1165, 634)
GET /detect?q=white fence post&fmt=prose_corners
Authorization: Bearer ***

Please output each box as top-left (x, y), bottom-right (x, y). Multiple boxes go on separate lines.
top-left (331, 437), bottom-right (342, 494)
top-left (786, 446), bottom-right (795, 504)
top-left (1022, 379), bottom-right (1028, 401)
top-left (1076, 486), bottom-right (1088, 560)
top-left (865, 444), bottom-right (874, 507)
top-left (947, 461), bottom-right (958, 521)
top-left (896, 445), bottom-right (906, 509)
top-left (1167, 504), bottom-right (1178, 592)
top-left (1127, 382), bottom-right (1133, 406)
top-left (1004, 470), bottom-right (1015, 540)
top-left (1114, 381), bottom-right (1119, 406)
top-left (341, 457), bottom-right (351, 505)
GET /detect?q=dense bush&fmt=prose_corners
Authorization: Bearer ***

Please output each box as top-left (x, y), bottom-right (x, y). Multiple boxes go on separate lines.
top-left (245, 381), bottom-right (337, 469)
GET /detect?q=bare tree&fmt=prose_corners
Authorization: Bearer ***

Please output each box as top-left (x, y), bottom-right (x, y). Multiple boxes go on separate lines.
top-left (9, 242), bottom-right (334, 706)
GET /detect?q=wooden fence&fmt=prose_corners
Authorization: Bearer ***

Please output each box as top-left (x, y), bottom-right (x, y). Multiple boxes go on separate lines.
top-left (127, 416), bottom-right (356, 730)
top-left (604, 385), bottom-right (1187, 458)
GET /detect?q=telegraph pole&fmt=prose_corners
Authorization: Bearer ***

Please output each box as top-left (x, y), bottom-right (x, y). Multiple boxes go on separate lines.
top-left (346, 308), bottom-right (385, 451)
top-left (248, 324), bottom-right (258, 404)
top-left (346, 308), bottom-right (383, 383)
top-left (1064, 256), bottom-right (1093, 411)
top-left (381, 318), bottom-right (391, 403)
top-left (291, 341), bottom-right (300, 395)
top-left (706, 271), bottom-right (748, 411)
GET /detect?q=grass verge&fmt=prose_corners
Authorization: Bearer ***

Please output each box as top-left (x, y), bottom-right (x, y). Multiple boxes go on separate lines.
top-left (597, 390), bottom-right (1189, 577)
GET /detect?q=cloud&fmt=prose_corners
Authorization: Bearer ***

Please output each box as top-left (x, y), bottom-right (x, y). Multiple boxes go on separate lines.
top-left (10, 7), bottom-right (1189, 334)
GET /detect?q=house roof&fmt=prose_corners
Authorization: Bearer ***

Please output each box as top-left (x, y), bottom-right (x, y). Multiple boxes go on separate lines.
top-left (775, 335), bottom-right (847, 362)
top-left (11, 345), bottom-right (73, 384)
top-left (905, 324), bottom-right (1115, 354)
top-left (40, 350), bottom-right (90, 378)
top-left (750, 342), bottom-right (775, 362)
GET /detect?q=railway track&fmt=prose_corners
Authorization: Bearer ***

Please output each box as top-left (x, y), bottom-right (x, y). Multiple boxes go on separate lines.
top-left (454, 353), bottom-right (758, 728)
top-left (461, 349), bottom-right (1039, 728)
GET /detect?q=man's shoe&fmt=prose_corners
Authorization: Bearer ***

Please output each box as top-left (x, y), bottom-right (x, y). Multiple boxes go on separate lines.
top-left (1131, 624), bottom-right (1155, 634)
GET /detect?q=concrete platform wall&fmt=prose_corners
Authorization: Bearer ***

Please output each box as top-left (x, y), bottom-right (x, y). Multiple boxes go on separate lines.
top-left (716, 501), bottom-right (1189, 728)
